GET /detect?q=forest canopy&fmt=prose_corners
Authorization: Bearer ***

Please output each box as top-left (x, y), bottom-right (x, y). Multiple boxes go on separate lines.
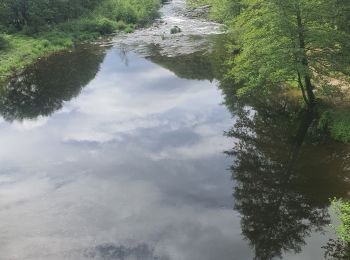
top-left (0, 0), bottom-right (100, 31)
top-left (0, 0), bottom-right (163, 33)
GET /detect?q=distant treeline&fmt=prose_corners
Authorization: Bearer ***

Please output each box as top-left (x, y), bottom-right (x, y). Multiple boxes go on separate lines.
top-left (0, 0), bottom-right (164, 34)
top-left (0, 0), bottom-right (165, 79)
top-left (0, 0), bottom-right (99, 31)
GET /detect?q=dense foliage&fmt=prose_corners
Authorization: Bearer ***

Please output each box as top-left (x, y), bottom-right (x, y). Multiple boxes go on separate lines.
top-left (189, 0), bottom-right (240, 22)
top-left (332, 199), bottom-right (350, 242)
top-left (0, 0), bottom-right (162, 32)
top-left (188, 0), bottom-right (350, 244)
top-left (190, 0), bottom-right (350, 107)
top-left (0, 0), bottom-right (163, 83)
top-left (0, 0), bottom-right (100, 32)
top-left (318, 110), bottom-right (350, 143)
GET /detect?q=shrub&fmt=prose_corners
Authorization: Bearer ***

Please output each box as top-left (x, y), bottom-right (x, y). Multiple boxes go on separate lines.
top-left (91, 17), bottom-right (117, 35)
top-left (170, 26), bottom-right (181, 34)
top-left (318, 109), bottom-right (350, 143)
top-left (102, 0), bottom-right (161, 25)
top-left (115, 21), bottom-right (127, 31)
top-left (328, 111), bottom-right (350, 143)
top-left (58, 17), bottom-right (117, 36)
top-left (332, 199), bottom-right (350, 242)
top-left (37, 31), bottom-right (74, 47)
top-left (124, 24), bottom-right (135, 33)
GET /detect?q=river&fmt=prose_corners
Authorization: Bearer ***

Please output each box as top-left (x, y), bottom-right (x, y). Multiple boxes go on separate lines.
top-left (0, 1), bottom-right (349, 259)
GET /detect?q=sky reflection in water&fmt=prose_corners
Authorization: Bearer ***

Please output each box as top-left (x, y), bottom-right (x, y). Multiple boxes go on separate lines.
top-left (0, 44), bottom-right (345, 260)
top-left (0, 46), bottom-right (251, 260)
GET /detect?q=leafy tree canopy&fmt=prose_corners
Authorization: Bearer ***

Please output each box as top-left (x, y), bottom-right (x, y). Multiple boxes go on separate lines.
top-left (200, 0), bottom-right (350, 106)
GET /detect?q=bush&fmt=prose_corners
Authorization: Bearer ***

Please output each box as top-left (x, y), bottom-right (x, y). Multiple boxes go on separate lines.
top-left (124, 24), bottom-right (135, 33)
top-left (170, 26), bottom-right (181, 34)
top-left (318, 109), bottom-right (350, 143)
top-left (332, 199), bottom-right (350, 242)
top-left (104, 0), bottom-right (161, 25)
top-left (35, 31), bottom-right (74, 47)
top-left (89, 17), bottom-right (117, 35)
top-left (115, 21), bottom-right (127, 31)
top-left (58, 17), bottom-right (117, 37)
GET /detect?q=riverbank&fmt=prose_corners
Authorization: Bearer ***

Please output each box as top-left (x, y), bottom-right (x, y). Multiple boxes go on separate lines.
top-left (0, 1), bottom-right (349, 259)
top-left (187, 0), bottom-right (350, 146)
top-left (0, 0), bottom-right (164, 85)
top-left (1, 34), bottom-right (72, 84)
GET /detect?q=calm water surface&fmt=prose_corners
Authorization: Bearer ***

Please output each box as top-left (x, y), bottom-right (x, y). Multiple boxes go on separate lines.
top-left (0, 44), bottom-right (243, 259)
top-left (0, 40), bottom-right (349, 260)
top-left (0, 2), bottom-right (349, 258)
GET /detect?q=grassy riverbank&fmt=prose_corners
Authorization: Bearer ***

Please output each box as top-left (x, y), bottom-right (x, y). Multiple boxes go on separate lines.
top-left (0, 34), bottom-right (71, 83)
top-left (0, 0), bottom-right (163, 84)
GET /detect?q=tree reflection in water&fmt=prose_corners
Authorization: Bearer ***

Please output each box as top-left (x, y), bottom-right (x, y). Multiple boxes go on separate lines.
top-left (0, 45), bottom-right (106, 122)
top-left (140, 40), bottom-right (350, 259)
top-left (0, 35), bottom-right (348, 259)
top-left (223, 86), bottom-right (350, 260)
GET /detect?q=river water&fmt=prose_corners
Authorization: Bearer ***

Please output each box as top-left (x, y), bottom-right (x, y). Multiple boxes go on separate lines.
top-left (0, 1), bottom-right (349, 259)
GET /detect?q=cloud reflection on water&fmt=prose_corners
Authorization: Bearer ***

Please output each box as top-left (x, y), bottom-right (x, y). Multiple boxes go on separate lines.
top-left (0, 48), bottom-right (251, 259)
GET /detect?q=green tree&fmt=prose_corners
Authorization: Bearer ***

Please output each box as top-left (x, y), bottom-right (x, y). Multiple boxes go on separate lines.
top-left (224, 0), bottom-right (350, 107)
top-left (335, 0), bottom-right (350, 34)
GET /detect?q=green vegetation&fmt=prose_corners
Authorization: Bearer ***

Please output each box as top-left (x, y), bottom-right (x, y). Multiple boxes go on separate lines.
top-left (0, 34), bottom-right (72, 83)
top-left (332, 199), bottom-right (350, 242)
top-left (0, 0), bottom-right (162, 32)
top-left (190, 0), bottom-right (350, 104)
top-left (188, 0), bottom-right (240, 22)
top-left (0, 0), bottom-right (100, 31)
top-left (330, 198), bottom-right (350, 258)
top-left (170, 26), bottom-right (182, 34)
top-left (0, 0), bottom-right (164, 83)
top-left (0, 34), bottom-right (7, 50)
top-left (188, 0), bottom-right (350, 145)
top-left (319, 109), bottom-right (350, 143)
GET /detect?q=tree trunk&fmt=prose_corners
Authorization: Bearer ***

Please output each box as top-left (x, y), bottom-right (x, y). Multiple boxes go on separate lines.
top-left (304, 75), bottom-right (316, 106)
top-left (296, 8), bottom-right (316, 107)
